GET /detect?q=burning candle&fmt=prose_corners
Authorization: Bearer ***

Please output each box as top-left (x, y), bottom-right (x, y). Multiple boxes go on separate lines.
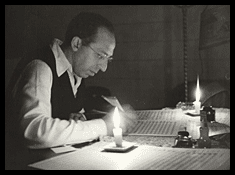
top-left (113, 107), bottom-right (123, 147)
top-left (193, 75), bottom-right (201, 114)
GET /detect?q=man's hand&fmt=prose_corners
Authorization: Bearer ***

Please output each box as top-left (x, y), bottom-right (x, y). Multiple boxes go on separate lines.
top-left (69, 113), bottom-right (87, 122)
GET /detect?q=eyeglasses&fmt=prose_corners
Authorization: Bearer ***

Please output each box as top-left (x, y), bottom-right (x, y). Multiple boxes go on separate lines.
top-left (86, 44), bottom-right (113, 62)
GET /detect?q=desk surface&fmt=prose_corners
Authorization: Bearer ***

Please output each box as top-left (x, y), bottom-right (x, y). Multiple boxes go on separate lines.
top-left (5, 108), bottom-right (230, 170)
top-left (6, 134), bottom-right (229, 170)
top-left (27, 141), bottom-right (230, 170)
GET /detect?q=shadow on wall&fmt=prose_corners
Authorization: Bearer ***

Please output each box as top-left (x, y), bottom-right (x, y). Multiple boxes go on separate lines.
top-left (5, 58), bottom-right (22, 90)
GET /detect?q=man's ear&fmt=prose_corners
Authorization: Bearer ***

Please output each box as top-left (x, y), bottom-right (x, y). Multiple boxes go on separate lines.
top-left (71, 36), bottom-right (82, 51)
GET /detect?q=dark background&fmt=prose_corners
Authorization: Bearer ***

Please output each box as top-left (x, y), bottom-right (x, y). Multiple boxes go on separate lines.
top-left (5, 5), bottom-right (230, 110)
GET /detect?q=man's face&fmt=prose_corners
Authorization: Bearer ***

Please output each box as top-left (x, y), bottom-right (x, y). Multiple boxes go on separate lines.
top-left (73, 27), bottom-right (116, 78)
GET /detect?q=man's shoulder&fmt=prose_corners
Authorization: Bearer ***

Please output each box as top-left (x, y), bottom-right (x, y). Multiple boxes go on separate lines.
top-left (25, 59), bottom-right (51, 72)
top-left (21, 59), bottom-right (53, 87)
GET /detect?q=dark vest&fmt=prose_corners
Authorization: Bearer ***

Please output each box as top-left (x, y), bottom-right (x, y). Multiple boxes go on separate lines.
top-left (6, 46), bottom-right (85, 121)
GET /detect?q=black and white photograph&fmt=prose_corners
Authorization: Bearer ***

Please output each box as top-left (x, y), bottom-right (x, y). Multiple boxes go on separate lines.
top-left (5, 5), bottom-right (230, 170)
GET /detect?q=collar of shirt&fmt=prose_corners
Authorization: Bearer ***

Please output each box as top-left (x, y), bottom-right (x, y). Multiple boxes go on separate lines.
top-left (50, 38), bottom-right (72, 77)
top-left (50, 38), bottom-right (82, 96)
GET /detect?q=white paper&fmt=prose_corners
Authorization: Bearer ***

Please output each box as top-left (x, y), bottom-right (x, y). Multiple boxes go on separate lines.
top-left (51, 146), bottom-right (77, 154)
top-left (215, 108), bottom-right (230, 126)
top-left (208, 122), bottom-right (230, 136)
top-left (50, 139), bottom-right (93, 153)
top-left (101, 96), bottom-right (124, 111)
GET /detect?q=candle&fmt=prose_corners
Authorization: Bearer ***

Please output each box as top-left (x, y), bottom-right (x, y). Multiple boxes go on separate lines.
top-left (113, 107), bottom-right (123, 147)
top-left (193, 75), bottom-right (201, 114)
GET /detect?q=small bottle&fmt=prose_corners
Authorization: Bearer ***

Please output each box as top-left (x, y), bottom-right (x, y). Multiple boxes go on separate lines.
top-left (198, 122), bottom-right (211, 148)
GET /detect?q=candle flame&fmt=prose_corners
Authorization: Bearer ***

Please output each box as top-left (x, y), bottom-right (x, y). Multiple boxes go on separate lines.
top-left (113, 107), bottom-right (120, 128)
top-left (195, 75), bottom-right (201, 101)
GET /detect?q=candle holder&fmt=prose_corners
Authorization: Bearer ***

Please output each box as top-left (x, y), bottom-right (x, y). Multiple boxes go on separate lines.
top-left (103, 141), bottom-right (136, 152)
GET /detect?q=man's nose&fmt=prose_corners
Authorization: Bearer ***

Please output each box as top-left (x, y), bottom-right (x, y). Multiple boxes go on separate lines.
top-left (98, 61), bottom-right (108, 72)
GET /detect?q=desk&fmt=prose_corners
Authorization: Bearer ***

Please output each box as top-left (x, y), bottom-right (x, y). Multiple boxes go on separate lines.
top-left (6, 108), bottom-right (230, 170)
top-left (28, 141), bottom-right (230, 170)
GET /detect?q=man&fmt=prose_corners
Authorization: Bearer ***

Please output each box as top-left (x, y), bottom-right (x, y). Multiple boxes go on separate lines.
top-left (5, 12), bottom-right (137, 150)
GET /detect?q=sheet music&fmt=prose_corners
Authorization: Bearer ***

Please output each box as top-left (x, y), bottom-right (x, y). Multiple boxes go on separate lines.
top-left (129, 109), bottom-right (183, 136)
top-left (129, 108), bottom-right (230, 138)
top-left (129, 146), bottom-right (230, 170)
top-left (28, 142), bottom-right (230, 170)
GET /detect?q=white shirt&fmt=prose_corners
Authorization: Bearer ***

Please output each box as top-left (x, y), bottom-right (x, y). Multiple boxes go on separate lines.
top-left (12, 39), bottom-right (107, 149)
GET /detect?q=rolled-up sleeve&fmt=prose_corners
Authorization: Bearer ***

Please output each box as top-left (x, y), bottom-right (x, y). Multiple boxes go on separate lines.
top-left (14, 60), bottom-right (107, 149)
